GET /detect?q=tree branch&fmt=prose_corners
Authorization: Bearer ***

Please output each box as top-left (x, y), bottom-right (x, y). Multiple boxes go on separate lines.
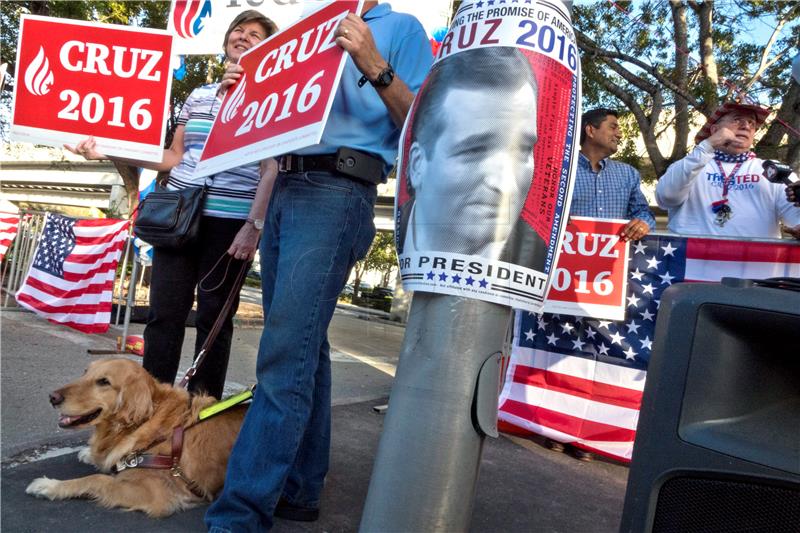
top-left (742, 18), bottom-right (787, 91)
top-left (668, 0), bottom-right (690, 162)
top-left (576, 30), bottom-right (703, 110)
top-left (593, 73), bottom-right (668, 174)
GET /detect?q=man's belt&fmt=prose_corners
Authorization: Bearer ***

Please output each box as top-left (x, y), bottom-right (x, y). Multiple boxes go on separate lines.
top-left (280, 148), bottom-right (385, 185)
top-left (280, 153), bottom-right (339, 173)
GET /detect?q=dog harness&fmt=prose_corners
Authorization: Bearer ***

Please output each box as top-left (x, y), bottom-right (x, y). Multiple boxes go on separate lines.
top-left (113, 425), bottom-right (206, 499)
top-left (111, 389), bottom-right (254, 500)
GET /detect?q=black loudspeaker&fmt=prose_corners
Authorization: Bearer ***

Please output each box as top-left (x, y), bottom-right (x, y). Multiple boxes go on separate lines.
top-left (620, 280), bottom-right (800, 533)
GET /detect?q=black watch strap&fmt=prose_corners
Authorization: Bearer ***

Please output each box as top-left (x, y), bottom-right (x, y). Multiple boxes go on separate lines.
top-left (358, 64), bottom-right (394, 88)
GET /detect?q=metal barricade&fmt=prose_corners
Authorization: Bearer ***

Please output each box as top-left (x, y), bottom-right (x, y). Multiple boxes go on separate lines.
top-left (2, 211), bottom-right (47, 307)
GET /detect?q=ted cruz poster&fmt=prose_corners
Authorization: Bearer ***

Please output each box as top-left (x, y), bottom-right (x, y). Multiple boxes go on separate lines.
top-left (11, 16), bottom-right (173, 162)
top-left (395, 0), bottom-right (580, 312)
top-left (194, 0), bottom-right (362, 178)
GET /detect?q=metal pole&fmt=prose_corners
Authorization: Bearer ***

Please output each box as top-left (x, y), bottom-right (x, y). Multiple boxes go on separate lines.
top-left (20, 215), bottom-right (42, 287)
top-left (120, 253), bottom-right (139, 348)
top-left (114, 236), bottom-right (132, 326)
top-left (360, 293), bottom-right (512, 532)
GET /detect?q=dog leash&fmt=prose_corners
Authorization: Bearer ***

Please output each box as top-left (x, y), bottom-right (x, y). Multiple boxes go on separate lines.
top-left (113, 258), bottom-right (250, 499)
top-left (177, 256), bottom-right (249, 389)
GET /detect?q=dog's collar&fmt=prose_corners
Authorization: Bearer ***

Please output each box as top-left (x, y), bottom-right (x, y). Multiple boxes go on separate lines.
top-left (113, 425), bottom-right (206, 499)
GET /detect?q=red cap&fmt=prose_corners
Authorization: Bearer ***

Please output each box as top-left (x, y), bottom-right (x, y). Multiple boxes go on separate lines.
top-left (695, 102), bottom-right (770, 144)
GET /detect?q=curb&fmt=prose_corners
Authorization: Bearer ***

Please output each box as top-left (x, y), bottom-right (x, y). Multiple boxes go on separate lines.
top-left (234, 303), bottom-right (405, 329)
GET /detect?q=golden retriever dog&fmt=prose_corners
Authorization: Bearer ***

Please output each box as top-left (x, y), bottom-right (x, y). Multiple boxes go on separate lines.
top-left (26, 358), bottom-right (247, 517)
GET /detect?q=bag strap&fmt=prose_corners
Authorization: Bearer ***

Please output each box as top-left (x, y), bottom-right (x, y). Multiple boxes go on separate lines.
top-left (177, 258), bottom-right (249, 389)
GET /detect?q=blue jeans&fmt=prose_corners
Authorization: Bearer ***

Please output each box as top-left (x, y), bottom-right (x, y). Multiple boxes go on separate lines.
top-left (205, 171), bottom-right (376, 532)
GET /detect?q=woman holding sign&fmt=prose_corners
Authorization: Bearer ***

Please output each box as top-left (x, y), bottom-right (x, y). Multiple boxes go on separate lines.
top-left (66, 10), bottom-right (278, 399)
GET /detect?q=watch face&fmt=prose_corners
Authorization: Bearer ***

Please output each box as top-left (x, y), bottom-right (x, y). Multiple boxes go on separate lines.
top-left (253, 219), bottom-right (264, 230)
top-left (374, 67), bottom-right (394, 87)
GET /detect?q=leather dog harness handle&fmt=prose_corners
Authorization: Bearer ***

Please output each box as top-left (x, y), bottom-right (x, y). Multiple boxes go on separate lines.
top-left (114, 424), bottom-right (205, 499)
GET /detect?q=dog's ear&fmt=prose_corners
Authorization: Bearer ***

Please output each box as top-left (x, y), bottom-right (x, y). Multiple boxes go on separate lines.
top-left (116, 371), bottom-right (155, 425)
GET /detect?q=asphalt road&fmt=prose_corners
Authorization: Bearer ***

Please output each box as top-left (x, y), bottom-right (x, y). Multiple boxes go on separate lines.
top-left (1, 306), bottom-right (629, 532)
top-left (0, 308), bottom-right (403, 460)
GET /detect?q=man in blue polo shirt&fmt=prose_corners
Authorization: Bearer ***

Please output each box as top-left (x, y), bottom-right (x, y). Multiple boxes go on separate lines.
top-left (206, 3), bottom-right (433, 531)
top-left (571, 108), bottom-right (655, 242)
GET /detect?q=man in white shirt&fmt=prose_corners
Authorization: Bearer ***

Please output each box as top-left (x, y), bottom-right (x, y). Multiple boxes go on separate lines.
top-left (656, 102), bottom-right (800, 239)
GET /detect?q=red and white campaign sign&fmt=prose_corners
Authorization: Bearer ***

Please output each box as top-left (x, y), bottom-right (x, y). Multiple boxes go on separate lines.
top-left (195, 0), bottom-right (362, 178)
top-left (543, 217), bottom-right (630, 320)
top-left (11, 16), bottom-right (173, 162)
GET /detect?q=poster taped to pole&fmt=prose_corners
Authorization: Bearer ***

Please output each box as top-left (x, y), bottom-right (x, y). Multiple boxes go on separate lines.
top-left (395, 1), bottom-right (581, 313)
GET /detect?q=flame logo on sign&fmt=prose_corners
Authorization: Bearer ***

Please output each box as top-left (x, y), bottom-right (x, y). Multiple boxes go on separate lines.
top-left (24, 46), bottom-right (54, 96)
top-left (220, 75), bottom-right (247, 124)
top-left (173, 0), bottom-right (213, 39)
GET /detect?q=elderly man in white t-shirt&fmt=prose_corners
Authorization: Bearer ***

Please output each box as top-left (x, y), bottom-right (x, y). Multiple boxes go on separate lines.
top-left (656, 102), bottom-right (800, 239)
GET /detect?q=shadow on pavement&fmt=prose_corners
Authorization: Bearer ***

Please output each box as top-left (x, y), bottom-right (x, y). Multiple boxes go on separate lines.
top-left (2, 399), bottom-right (627, 532)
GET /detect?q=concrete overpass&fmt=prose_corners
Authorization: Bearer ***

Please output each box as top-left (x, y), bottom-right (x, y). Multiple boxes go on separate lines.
top-left (0, 158), bottom-right (398, 228)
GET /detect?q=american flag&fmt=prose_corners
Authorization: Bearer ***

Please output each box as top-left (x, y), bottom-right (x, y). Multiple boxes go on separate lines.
top-left (15, 214), bottom-right (129, 333)
top-left (0, 212), bottom-right (21, 261)
top-left (498, 234), bottom-right (800, 462)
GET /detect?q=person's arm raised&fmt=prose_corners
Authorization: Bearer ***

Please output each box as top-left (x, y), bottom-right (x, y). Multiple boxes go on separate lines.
top-left (64, 126), bottom-right (186, 173)
top-left (334, 13), bottom-right (415, 129)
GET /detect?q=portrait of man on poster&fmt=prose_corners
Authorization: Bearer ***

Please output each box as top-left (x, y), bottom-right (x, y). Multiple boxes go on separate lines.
top-left (398, 46), bottom-right (546, 266)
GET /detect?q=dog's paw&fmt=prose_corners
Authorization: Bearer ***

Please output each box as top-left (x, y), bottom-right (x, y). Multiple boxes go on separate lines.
top-left (77, 446), bottom-right (95, 466)
top-left (26, 477), bottom-right (62, 499)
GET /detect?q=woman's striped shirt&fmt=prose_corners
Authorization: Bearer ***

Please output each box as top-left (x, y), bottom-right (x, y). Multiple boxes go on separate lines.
top-left (167, 83), bottom-right (261, 219)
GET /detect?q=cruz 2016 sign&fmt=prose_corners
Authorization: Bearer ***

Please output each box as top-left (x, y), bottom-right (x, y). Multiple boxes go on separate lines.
top-left (195, 0), bottom-right (362, 178)
top-left (543, 217), bottom-right (630, 320)
top-left (11, 16), bottom-right (173, 162)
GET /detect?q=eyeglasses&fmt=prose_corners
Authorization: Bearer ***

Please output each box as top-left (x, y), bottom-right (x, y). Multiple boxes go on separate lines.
top-left (721, 115), bottom-right (757, 130)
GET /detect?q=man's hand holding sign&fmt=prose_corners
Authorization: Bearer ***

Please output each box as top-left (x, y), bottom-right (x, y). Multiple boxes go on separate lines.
top-left (195, 1), bottom-right (366, 177)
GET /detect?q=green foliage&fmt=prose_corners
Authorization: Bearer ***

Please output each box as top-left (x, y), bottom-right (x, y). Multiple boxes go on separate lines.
top-left (574, 0), bottom-right (800, 174)
top-left (362, 230), bottom-right (397, 282)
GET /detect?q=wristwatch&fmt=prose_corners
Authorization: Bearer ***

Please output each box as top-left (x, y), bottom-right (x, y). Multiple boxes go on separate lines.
top-left (246, 217), bottom-right (264, 231)
top-left (358, 64), bottom-right (395, 88)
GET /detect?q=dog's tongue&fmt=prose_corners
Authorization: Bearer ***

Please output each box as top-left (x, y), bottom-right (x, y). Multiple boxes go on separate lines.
top-left (58, 414), bottom-right (81, 427)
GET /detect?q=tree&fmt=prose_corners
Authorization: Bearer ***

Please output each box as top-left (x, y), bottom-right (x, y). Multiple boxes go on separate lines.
top-left (351, 230), bottom-right (397, 303)
top-left (0, 1), bottom-right (225, 212)
top-left (574, 0), bottom-right (800, 177)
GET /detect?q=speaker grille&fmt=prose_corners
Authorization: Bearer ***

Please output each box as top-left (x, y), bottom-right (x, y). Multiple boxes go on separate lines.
top-left (653, 476), bottom-right (800, 533)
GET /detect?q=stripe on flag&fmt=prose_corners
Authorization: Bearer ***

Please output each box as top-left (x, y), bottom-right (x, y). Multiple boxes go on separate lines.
top-left (0, 212), bottom-right (21, 261)
top-left (15, 214), bottom-right (129, 334)
top-left (499, 234), bottom-right (800, 462)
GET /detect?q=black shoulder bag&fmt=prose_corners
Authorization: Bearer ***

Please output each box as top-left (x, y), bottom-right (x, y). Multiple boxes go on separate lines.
top-left (133, 184), bottom-right (206, 249)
